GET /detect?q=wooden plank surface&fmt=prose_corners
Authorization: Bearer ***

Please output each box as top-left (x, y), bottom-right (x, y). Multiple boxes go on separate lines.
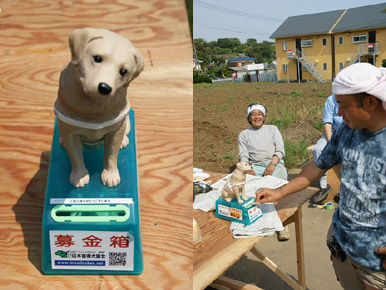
top-left (0, 1), bottom-right (192, 289)
top-left (193, 172), bottom-right (317, 290)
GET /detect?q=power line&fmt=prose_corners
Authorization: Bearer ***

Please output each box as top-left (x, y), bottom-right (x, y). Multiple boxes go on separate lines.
top-left (194, 17), bottom-right (271, 35)
top-left (194, 0), bottom-right (284, 23)
top-left (194, 23), bottom-right (271, 37)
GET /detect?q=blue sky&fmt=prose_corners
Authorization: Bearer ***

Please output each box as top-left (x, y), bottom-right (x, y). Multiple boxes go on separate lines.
top-left (193, 0), bottom-right (386, 42)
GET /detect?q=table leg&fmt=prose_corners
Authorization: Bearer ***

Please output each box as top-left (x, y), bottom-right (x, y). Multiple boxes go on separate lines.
top-left (250, 247), bottom-right (304, 290)
top-left (295, 207), bottom-right (306, 289)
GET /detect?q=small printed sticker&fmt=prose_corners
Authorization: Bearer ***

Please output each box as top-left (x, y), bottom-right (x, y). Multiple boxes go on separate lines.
top-left (218, 204), bottom-right (243, 220)
top-left (229, 208), bottom-right (242, 220)
top-left (50, 198), bottom-right (133, 205)
top-left (248, 205), bottom-right (262, 222)
top-left (218, 204), bottom-right (230, 217)
top-left (50, 230), bottom-right (134, 271)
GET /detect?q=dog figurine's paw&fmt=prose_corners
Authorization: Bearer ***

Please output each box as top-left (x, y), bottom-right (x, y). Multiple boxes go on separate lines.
top-left (70, 169), bottom-right (90, 187)
top-left (120, 135), bottom-right (129, 149)
top-left (101, 169), bottom-right (121, 187)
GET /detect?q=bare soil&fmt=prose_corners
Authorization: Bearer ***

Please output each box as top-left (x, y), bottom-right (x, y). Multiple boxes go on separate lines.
top-left (194, 81), bottom-right (333, 173)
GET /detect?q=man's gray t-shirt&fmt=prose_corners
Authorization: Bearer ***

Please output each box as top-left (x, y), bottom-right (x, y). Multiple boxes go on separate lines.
top-left (315, 123), bottom-right (386, 271)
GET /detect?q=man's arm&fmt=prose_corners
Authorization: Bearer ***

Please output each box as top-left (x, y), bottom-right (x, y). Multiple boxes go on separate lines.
top-left (324, 123), bottom-right (333, 141)
top-left (376, 248), bottom-right (386, 270)
top-left (256, 161), bottom-right (327, 203)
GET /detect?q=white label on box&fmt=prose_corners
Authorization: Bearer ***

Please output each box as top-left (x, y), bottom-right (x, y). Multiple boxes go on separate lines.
top-left (50, 198), bottom-right (133, 205)
top-left (218, 204), bottom-right (230, 217)
top-left (50, 230), bottom-right (134, 271)
top-left (248, 206), bottom-right (262, 222)
top-left (218, 204), bottom-right (242, 220)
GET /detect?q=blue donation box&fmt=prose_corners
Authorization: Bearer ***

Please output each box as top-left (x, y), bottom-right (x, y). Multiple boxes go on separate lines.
top-left (41, 110), bottom-right (143, 275)
top-left (216, 197), bottom-right (263, 225)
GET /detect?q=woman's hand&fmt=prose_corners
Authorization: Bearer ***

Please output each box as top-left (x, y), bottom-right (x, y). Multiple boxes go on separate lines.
top-left (264, 163), bottom-right (275, 176)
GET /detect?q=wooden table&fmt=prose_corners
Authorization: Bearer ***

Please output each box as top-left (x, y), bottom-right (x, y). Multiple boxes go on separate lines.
top-left (193, 172), bottom-right (318, 290)
top-left (0, 1), bottom-right (192, 289)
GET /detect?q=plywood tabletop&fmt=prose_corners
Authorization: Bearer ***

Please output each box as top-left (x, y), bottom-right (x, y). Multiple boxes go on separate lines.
top-left (0, 1), bottom-right (192, 289)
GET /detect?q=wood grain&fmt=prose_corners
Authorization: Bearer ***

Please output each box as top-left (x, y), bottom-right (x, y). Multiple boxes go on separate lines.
top-left (0, 0), bottom-right (192, 289)
top-left (193, 172), bottom-right (318, 290)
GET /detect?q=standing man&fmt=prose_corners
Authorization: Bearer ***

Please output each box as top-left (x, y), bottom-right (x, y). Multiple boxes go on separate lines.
top-left (312, 94), bottom-right (343, 203)
top-left (256, 63), bottom-right (386, 289)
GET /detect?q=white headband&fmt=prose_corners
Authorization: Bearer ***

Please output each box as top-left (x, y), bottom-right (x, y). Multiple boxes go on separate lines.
top-left (247, 104), bottom-right (266, 117)
top-left (332, 63), bottom-right (386, 110)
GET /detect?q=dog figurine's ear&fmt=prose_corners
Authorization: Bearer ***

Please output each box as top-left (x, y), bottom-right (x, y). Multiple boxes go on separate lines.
top-left (236, 162), bottom-right (242, 170)
top-left (69, 28), bottom-right (102, 65)
top-left (127, 45), bottom-right (144, 83)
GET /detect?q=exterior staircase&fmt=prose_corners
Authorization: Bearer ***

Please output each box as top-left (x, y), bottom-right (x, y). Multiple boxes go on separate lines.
top-left (295, 49), bottom-right (325, 82)
top-left (286, 49), bottom-right (325, 82)
top-left (345, 43), bottom-right (379, 68)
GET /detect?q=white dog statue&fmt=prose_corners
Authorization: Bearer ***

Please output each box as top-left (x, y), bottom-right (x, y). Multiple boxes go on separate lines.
top-left (54, 28), bottom-right (144, 187)
top-left (221, 162), bottom-right (252, 203)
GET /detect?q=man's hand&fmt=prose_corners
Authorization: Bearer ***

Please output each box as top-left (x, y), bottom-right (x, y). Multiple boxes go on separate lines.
top-left (256, 188), bottom-right (283, 204)
top-left (247, 169), bottom-right (256, 176)
top-left (264, 164), bottom-right (275, 176)
top-left (376, 247), bottom-right (386, 270)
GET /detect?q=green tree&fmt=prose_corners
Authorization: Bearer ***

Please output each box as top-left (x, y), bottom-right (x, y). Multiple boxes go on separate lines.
top-left (217, 38), bottom-right (241, 49)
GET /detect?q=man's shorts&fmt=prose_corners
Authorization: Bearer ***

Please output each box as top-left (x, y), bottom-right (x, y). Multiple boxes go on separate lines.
top-left (327, 225), bottom-right (386, 290)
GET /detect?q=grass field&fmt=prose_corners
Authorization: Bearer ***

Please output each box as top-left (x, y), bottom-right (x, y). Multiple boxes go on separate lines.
top-left (193, 81), bottom-right (333, 173)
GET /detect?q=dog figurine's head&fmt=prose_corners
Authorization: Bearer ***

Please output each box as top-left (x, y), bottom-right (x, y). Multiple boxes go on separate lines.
top-left (236, 162), bottom-right (252, 173)
top-left (69, 28), bottom-right (144, 102)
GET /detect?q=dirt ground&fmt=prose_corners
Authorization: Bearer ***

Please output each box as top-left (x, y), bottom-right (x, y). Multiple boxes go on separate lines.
top-left (194, 81), bottom-right (333, 173)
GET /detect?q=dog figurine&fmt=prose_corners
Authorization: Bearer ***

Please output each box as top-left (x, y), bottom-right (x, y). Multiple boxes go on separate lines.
top-left (54, 28), bottom-right (144, 187)
top-left (221, 162), bottom-right (252, 203)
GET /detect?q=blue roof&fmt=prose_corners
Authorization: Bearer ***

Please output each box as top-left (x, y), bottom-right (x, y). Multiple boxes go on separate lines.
top-left (228, 57), bottom-right (256, 62)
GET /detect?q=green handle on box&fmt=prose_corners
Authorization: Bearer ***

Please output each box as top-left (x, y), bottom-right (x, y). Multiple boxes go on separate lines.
top-left (51, 204), bottom-right (130, 223)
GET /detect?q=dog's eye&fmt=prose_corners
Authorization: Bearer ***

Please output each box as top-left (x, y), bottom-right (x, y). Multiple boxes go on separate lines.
top-left (93, 56), bottom-right (103, 63)
top-left (120, 68), bottom-right (128, 76)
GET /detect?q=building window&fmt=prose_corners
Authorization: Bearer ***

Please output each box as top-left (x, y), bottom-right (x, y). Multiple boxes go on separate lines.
top-left (322, 38), bottom-right (327, 46)
top-left (301, 39), bottom-right (313, 47)
top-left (339, 62), bottom-right (344, 70)
top-left (282, 41), bottom-right (287, 50)
top-left (283, 64), bottom-right (288, 73)
top-left (353, 34), bottom-right (367, 43)
top-left (338, 37), bottom-right (343, 45)
top-left (323, 63), bottom-right (327, 70)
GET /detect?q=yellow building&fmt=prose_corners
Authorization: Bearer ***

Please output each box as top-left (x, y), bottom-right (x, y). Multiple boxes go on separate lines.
top-left (271, 3), bottom-right (386, 82)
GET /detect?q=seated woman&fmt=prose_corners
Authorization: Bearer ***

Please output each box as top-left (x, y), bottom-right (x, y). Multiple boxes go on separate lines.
top-left (238, 103), bottom-right (289, 240)
top-left (238, 104), bottom-right (287, 180)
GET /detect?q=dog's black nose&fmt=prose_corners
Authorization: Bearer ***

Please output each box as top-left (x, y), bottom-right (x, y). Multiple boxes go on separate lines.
top-left (98, 83), bottom-right (112, 95)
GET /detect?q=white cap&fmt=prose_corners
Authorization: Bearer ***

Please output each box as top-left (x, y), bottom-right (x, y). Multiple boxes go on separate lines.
top-left (332, 63), bottom-right (386, 110)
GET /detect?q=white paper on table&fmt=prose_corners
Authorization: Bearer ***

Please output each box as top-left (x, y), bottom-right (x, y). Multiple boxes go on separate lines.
top-left (230, 203), bottom-right (284, 238)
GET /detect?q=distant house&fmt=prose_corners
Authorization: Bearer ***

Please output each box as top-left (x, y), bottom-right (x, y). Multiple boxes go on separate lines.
top-left (227, 56), bottom-right (256, 67)
top-left (227, 56), bottom-right (259, 81)
top-left (270, 3), bottom-right (386, 82)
